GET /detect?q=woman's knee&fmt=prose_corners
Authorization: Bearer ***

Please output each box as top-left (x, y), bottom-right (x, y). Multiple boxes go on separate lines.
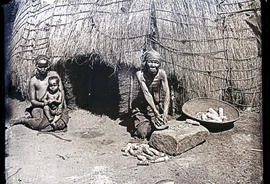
top-left (32, 108), bottom-right (44, 119)
top-left (137, 123), bottom-right (152, 139)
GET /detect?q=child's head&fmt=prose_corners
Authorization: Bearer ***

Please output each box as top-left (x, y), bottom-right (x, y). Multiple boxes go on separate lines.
top-left (48, 76), bottom-right (60, 93)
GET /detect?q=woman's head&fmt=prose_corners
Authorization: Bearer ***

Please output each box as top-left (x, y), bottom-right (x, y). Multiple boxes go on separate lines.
top-left (35, 55), bottom-right (50, 75)
top-left (141, 50), bottom-right (162, 75)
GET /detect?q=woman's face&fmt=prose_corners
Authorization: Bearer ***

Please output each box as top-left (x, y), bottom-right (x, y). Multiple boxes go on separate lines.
top-left (36, 59), bottom-right (49, 75)
top-left (146, 59), bottom-right (160, 75)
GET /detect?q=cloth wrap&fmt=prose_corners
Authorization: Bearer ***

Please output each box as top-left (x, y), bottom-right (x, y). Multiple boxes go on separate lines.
top-left (25, 106), bottom-right (69, 131)
top-left (131, 92), bottom-right (164, 139)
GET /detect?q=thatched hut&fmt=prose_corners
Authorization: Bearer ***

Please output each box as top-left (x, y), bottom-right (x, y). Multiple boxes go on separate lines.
top-left (7, 0), bottom-right (261, 117)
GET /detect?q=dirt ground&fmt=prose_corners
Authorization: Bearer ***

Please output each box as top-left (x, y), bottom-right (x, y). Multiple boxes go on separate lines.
top-left (5, 97), bottom-right (263, 184)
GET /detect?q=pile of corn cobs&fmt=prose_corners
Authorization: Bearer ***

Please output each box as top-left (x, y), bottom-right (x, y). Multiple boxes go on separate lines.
top-left (121, 143), bottom-right (169, 166)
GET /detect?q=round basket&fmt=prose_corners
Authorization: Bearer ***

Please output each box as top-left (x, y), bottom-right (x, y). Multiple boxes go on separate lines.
top-left (182, 97), bottom-right (240, 124)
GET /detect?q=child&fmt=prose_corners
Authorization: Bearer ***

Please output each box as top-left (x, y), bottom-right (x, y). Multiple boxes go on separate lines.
top-left (43, 76), bottom-right (63, 129)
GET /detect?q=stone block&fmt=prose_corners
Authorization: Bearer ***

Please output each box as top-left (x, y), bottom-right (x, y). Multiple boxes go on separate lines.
top-left (149, 120), bottom-right (209, 156)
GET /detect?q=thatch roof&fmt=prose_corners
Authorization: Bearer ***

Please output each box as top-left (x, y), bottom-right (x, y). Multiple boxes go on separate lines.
top-left (8, 0), bottom-right (261, 109)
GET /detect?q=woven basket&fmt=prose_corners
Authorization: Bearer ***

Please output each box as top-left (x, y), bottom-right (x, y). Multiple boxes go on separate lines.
top-left (182, 97), bottom-right (240, 124)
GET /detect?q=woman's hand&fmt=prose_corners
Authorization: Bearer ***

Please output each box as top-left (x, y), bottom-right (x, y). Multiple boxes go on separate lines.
top-left (153, 114), bottom-right (168, 130)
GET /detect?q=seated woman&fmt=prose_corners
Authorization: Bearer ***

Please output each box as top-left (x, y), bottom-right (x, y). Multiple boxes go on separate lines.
top-left (9, 55), bottom-right (69, 131)
top-left (131, 49), bottom-right (170, 140)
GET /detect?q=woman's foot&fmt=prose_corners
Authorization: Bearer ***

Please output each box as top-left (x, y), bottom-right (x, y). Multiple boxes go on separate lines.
top-left (7, 118), bottom-right (23, 128)
top-left (40, 124), bottom-right (54, 132)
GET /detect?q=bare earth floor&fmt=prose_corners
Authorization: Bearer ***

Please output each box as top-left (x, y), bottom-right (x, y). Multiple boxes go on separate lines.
top-left (5, 98), bottom-right (263, 184)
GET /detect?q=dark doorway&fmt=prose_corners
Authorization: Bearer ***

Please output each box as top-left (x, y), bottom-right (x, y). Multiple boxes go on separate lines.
top-left (58, 55), bottom-right (120, 119)
top-left (87, 62), bottom-right (120, 118)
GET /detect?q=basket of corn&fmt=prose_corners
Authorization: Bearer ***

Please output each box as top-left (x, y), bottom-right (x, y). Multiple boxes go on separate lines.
top-left (182, 98), bottom-right (239, 124)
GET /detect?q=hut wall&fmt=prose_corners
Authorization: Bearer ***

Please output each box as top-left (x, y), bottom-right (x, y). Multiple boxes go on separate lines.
top-left (118, 65), bottom-right (141, 115)
top-left (118, 66), bottom-right (133, 114)
top-left (216, 0), bottom-right (261, 110)
top-left (8, 0), bottom-right (261, 113)
top-left (152, 0), bottom-right (261, 110)
top-left (8, 0), bottom-right (148, 98)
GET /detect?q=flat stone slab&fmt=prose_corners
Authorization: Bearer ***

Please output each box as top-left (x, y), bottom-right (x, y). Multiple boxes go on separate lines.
top-left (149, 120), bottom-right (210, 156)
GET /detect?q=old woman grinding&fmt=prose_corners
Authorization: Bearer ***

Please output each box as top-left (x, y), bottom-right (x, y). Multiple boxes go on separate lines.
top-left (131, 50), bottom-right (170, 140)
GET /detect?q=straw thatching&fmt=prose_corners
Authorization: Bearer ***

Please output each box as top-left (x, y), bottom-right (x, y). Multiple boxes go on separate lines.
top-left (8, 0), bottom-right (261, 115)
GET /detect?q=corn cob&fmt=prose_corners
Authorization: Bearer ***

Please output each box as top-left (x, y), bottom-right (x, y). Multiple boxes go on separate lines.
top-left (151, 156), bottom-right (169, 163)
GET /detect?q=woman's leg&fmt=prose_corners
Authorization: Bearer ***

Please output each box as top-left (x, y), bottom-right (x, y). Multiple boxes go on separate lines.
top-left (9, 107), bottom-right (47, 130)
top-left (132, 108), bottom-right (154, 139)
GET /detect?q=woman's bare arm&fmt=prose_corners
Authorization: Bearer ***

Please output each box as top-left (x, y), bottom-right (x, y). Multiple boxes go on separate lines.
top-left (160, 69), bottom-right (170, 118)
top-left (136, 71), bottom-right (160, 116)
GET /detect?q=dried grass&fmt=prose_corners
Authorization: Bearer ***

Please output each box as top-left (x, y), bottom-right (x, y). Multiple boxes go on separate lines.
top-left (8, 0), bottom-right (261, 110)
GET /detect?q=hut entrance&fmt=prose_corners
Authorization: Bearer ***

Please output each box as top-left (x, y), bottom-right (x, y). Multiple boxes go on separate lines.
top-left (60, 56), bottom-right (120, 118)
